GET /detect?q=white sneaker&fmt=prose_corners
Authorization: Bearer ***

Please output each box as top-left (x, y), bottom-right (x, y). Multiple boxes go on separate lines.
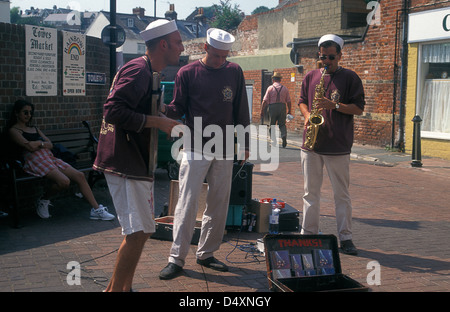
top-left (36, 199), bottom-right (52, 218)
top-left (90, 204), bottom-right (115, 221)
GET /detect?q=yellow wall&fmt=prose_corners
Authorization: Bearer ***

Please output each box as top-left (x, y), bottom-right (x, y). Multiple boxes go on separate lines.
top-left (406, 44), bottom-right (450, 160)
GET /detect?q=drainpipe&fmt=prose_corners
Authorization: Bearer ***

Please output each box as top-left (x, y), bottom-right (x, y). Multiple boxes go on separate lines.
top-left (110, 0), bottom-right (117, 84)
top-left (397, 0), bottom-right (410, 152)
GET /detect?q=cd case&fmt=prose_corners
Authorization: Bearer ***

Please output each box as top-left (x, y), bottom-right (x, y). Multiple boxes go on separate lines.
top-left (264, 234), bottom-right (368, 292)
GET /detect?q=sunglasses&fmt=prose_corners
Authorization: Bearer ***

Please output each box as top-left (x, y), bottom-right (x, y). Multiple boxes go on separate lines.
top-left (21, 110), bottom-right (33, 115)
top-left (319, 55), bottom-right (336, 61)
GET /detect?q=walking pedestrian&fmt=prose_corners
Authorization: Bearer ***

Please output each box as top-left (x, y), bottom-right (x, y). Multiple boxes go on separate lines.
top-left (261, 72), bottom-right (292, 147)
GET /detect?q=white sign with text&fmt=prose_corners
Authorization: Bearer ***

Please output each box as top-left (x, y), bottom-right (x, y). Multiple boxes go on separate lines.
top-left (408, 7), bottom-right (450, 43)
top-left (63, 31), bottom-right (86, 96)
top-left (25, 25), bottom-right (57, 96)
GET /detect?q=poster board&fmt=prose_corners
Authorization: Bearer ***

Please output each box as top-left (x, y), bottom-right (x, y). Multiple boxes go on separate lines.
top-left (25, 25), bottom-right (57, 96)
top-left (62, 31), bottom-right (86, 96)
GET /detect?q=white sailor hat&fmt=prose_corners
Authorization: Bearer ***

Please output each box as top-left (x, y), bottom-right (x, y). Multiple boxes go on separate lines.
top-left (318, 34), bottom-right (344, 50)
top-left (207, 28), bottom-right (235, 51)
top-left (140, 19), bottom-right (178, 42)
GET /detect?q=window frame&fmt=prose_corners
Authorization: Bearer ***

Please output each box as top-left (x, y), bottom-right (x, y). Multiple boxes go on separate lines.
top-left (415, 39), bottom-right (450, 140)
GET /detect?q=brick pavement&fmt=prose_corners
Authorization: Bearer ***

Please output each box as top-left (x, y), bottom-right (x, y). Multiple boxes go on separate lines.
top-left (1, 140), bottom-right (450, 293)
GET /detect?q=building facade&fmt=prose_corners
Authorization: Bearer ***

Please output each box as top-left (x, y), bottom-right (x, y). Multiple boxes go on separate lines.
top-left (0, 0), bottom-right (10, 23)
top-left (0, 22), bottom-right (110, 135)
top-left (182, 0), bottom-right (450, 160)
top-left (405, 3), bottom-right (450, 160)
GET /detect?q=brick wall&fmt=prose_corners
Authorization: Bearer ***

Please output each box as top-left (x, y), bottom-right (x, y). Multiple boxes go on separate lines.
top-left (298, 0), bottom-right (403, 147)
top-left (0, 22), bottom-right (111, 213)
top-left (234, 15), bottom-right (259, 56)
top-left (298, 0), bottom-right (342, 38)
top-left (237, 0), bottom-right (406, 147)
top-left (180, 0), bottom-right (400, 147)
top-left (217, 0), bottom-right (404, 147)
top-left (139, 0), bottom-right (449, 153)
top-left (244, 70), bottom-right (263, 116)
top-left (0, 22), bottom-right (110, 135)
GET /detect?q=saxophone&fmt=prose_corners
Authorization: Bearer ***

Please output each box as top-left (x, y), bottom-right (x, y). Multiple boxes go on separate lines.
top-left (304, 66), bottom-right (327, 150)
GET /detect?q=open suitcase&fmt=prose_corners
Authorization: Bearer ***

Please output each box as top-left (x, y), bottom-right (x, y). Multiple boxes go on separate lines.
top-left (151, 181), bottom-right (208, 245)
top-left (152, 216), bottom-right (202, 245)
top-left (264, 234), bottom-right (369, 292)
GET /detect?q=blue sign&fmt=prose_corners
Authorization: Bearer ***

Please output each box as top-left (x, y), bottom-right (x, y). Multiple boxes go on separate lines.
top-left (86, 72), bottom-right (106, 85)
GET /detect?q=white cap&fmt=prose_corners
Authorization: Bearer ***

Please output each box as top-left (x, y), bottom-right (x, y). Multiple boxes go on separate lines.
top-left (318, 34), bottom-right (344, 50)
top-left (207, 28), bottom-right (235, 51)
top-left (140, 19), bottom-right (178, 42)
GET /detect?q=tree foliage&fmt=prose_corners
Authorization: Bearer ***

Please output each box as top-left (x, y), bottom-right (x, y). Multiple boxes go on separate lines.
top-left (10, 7), bottom-right (21, 23)
top-left (10, 7), bottom-right (41, 25)
top-left (210, 0), bottom-right (243, 32)
top-left (252, 6), bottom-right (271, 15)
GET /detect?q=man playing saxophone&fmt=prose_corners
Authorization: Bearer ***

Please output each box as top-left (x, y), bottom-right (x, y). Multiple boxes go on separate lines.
top-left (298, 34), bottom-right (365, 255)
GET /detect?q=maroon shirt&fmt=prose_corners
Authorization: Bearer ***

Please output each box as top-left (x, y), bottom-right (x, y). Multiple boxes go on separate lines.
top-left (299, 67), bottom-right (365, 155)
top-left (94, 56), bottom-right (155, 181)
top-left (165, 60), bottom-right (250, 158)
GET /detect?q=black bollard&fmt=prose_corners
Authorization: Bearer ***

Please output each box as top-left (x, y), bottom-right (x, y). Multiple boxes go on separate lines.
top-left (411, 115), bottom-right (423, 167)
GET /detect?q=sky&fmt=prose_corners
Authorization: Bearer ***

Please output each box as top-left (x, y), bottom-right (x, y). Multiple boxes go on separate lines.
top-left (11, 0), bottom-right (280, 19)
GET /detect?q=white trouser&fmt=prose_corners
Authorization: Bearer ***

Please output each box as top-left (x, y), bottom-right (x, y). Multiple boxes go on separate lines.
top-left (169, 152), bottom-right (234, 267)
top-left (300, 150), bottom-right (353, 241)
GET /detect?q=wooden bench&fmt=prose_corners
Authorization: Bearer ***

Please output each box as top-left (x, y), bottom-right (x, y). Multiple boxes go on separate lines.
top-left (0, 121), bottom-right (103, 228)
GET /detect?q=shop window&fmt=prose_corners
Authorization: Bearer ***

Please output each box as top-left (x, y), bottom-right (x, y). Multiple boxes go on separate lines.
top-left (417, 42), bottom-right (450, 139)
top-left (342, 0), bottom-right (371, 29)
top-left (184, 24), bottom-right (198, 35)
top-left (137, 43), bottom-right (146, 55)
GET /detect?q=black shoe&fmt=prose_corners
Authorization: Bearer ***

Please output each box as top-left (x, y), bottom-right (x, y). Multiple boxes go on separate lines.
top-left (196, 257), bottom-right (229, 272)
top-left (282, 136), bottom-right (287, 148)
top-left (159, 263), bottom-right (183, 280)
top-left (340, 240), bottom-right (358, 255)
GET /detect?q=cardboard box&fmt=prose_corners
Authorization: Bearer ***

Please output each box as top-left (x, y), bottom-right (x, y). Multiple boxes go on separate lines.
top-left (152, 180), bottom-right (208, 244)
top-left (248, 199), bottom-right (272, 233)
top-left (264, 234), bottom-right (368, 292)
top-left (247, 199), bottom-right (300, 233)
top-left (168, 180), bottom-right (208, 220)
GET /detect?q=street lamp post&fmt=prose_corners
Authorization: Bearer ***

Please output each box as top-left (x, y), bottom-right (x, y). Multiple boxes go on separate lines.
top-left (411, 115), bottom-right (423, 167)
top-left (109, 0), bottom-right (117, 84)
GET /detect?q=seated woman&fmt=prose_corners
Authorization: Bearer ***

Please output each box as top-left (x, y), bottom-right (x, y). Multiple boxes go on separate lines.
top-left (7, 99), bottom-right (115, 221)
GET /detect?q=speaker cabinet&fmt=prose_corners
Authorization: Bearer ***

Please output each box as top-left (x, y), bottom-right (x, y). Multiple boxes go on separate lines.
top-left (229, 162), bottom-right (254, 205)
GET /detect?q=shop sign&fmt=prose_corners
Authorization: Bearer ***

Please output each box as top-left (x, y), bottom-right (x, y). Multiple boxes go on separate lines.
top-left (408, 7), bottom-right (450, 43)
